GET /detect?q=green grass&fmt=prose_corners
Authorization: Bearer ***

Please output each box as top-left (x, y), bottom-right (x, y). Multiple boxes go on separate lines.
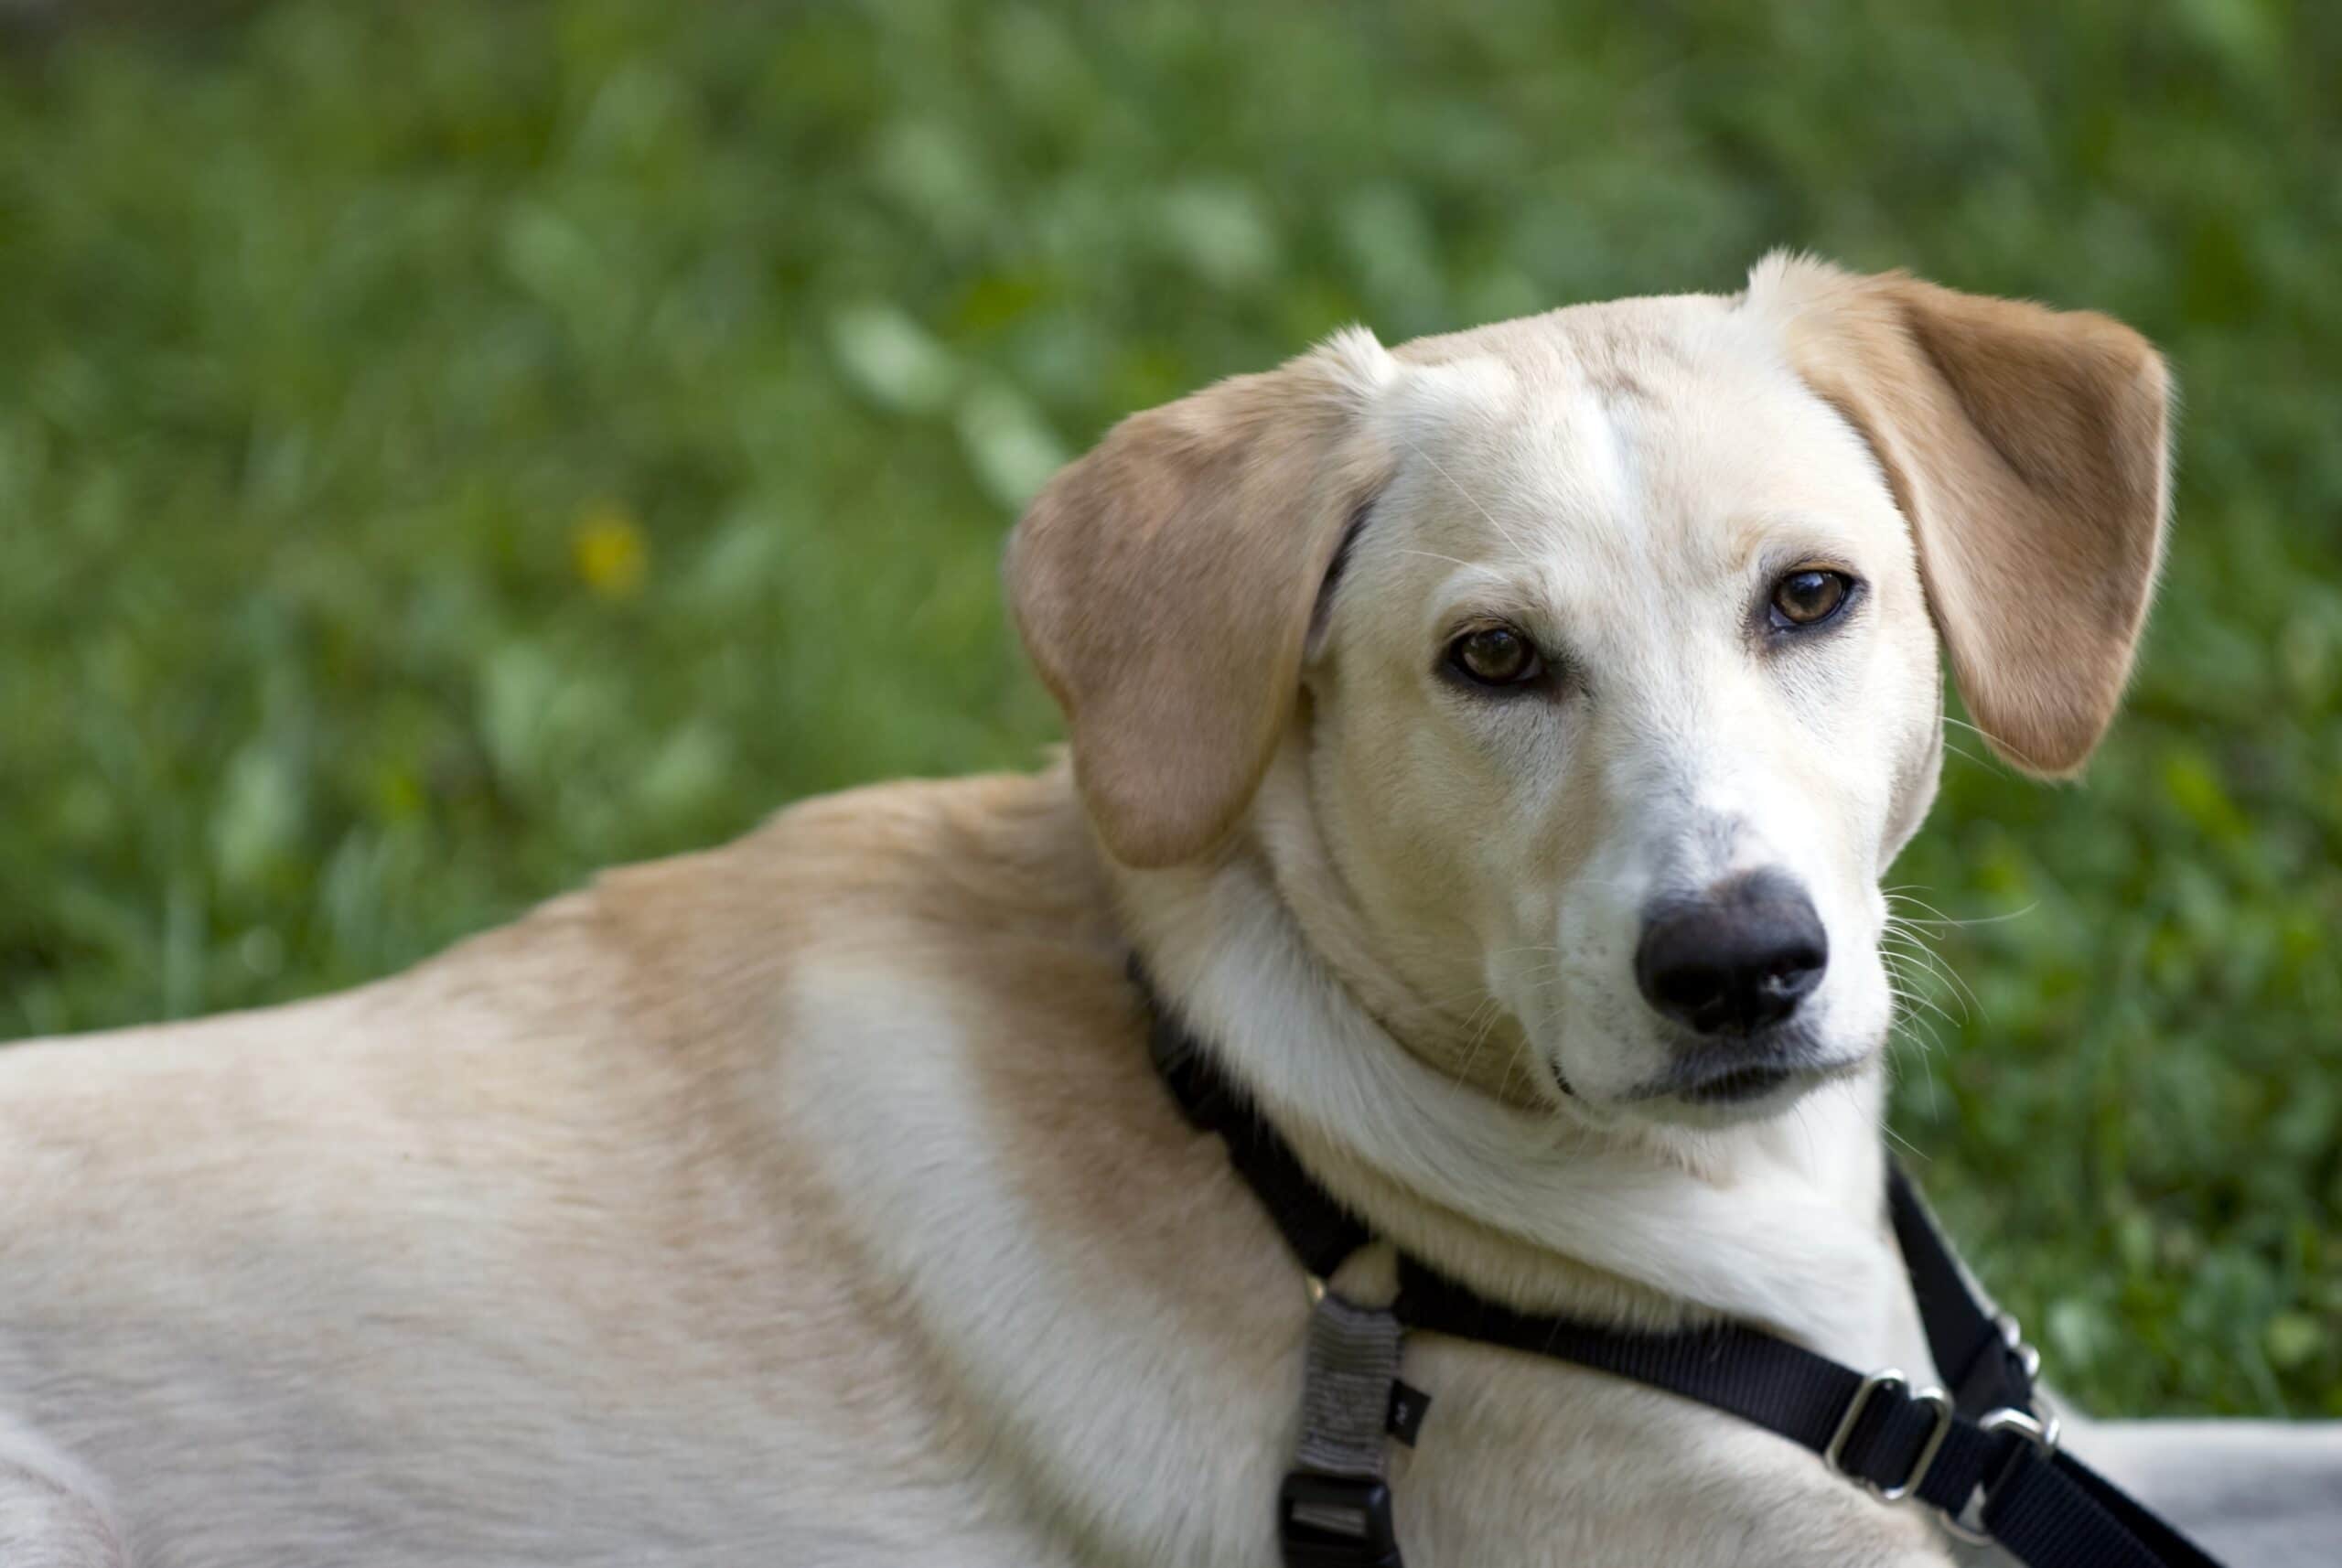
top-left (2, 0), bottom-right (2337, 1418)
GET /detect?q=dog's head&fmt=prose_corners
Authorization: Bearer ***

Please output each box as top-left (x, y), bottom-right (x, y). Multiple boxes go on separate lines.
top-left (1008, 256), bottom-right (2170, 1127)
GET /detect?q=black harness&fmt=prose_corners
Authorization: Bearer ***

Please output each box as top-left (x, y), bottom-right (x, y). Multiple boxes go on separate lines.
top-left (1136, 968), bottom-right (2226, 1568)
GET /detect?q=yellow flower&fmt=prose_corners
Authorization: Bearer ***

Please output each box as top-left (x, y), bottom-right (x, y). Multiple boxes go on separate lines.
top-left (572, 505), bottom-right (648, 598)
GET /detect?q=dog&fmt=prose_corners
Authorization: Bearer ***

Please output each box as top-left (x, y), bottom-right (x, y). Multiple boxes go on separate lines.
top-left (3, 254), bottom-right (2335, 1566)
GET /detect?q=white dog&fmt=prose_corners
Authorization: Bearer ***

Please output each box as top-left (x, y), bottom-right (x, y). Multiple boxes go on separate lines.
top-left (2, 255), bottom-right (2333, 1566)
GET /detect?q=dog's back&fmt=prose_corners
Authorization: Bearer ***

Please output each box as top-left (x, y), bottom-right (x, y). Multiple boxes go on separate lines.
top-left (0, 767), bottom-right (1179, 1566)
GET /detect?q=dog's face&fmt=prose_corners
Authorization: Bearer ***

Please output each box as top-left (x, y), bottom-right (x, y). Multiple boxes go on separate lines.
top-left (1011, 255), bottom-right (2169, 1129)
top-left (1305, 306), bottom-right (1940, 1120)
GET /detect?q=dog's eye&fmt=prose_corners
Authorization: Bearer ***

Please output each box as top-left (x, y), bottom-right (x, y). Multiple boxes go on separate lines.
top-left (1447, 626), bottom-right (1543, 687)
top-left (1768, 569), bottom-right (1855, 629)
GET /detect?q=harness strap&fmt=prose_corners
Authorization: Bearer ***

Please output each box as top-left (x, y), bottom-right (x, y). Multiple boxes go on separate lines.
top-left (1888, 1164), bottom-right (2040, 1420)
top-left (1396, 1263), bottom-right (2218, 1568)
top-left (1132, 961), bottom-right (2227, 1568)
top-left (1144, 971), bottom-right (1370, 1277)
top-left (1293, 1293), bottom-right (1407, 1480)
top-left (1281, 1293), bottom-right (1406, 1568)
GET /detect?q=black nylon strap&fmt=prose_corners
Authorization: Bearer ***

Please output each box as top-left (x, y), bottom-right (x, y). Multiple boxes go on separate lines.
top-left (1132, 964), bottom-right (2229, 1568)
top-left (1397, 1261), bottom-right (2219, 1566)
top-left (1396, 1262), bottom-right (1996, 1516)
top-left (1143, 965), bottom-right (1372, 1280)
top-left (1989, 1448), bottom-right (2225, 1568)
top-left (1887, 1165), bottom-right (2038, 1421)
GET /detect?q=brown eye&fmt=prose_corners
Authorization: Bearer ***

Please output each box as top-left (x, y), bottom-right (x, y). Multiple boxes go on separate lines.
top-left (1768, 569), bottom-right (1854, 629)
top-left (1448, 625), bottom-right (1543, 687)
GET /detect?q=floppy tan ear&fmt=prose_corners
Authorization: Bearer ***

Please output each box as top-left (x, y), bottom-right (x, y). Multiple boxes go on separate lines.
top-left (1004, 330), bottom-right (1397, 867)
top-left (1754, 254), bottom-right (2174, 775)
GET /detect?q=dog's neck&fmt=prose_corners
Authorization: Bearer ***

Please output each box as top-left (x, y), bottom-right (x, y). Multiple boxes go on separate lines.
top-left (1109, 760), bottom-right (1933, 1375)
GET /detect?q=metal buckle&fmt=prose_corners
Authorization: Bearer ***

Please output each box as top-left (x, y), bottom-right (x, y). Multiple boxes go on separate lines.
top-left (1982, 1405), bottom-right (2062, 1458)
top-left (1940, 1405), bottom-right (2066, 1546)
top-left (1994, 1310), bottom-right (2043, 1382)
top-left (1825, 1369), bottom-right (1955, 1504)
top-left (1941, 1498), bottom-right (1996, 1546)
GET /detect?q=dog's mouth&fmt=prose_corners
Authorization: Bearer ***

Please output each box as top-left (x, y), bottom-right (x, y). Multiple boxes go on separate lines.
top-left (1539, 1006), bottom-right (1882, 1121)
top-left (1609, 1060), bottom-right (1817, 1127)
top-left (1618, 1026), bottom-right (1863, 1113)
top-left (1545, 1050), bottom-right (1812, 1121)
top-left (1675, 1062), bottom-right (1798, 1103)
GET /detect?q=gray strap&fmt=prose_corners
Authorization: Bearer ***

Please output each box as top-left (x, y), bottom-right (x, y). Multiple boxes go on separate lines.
top-left (1294, 1291), bottom-right (1405, 1479)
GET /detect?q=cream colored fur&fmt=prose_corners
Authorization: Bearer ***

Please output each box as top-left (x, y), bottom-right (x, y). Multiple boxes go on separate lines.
top-left (3, 259), bottom-right (2334, 1566)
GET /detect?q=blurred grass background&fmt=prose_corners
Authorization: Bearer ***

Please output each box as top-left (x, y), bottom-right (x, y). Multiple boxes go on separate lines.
top-left (1, 0), bottom-right (2337, 1418)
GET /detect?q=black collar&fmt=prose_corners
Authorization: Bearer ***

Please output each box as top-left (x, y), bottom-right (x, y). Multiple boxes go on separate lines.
top-left (1134, 961), bottom-right (2224, 1568)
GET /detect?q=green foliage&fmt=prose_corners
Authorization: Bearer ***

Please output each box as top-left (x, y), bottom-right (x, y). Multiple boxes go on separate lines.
top-left (1, 0), bottom-right (2336, 1416)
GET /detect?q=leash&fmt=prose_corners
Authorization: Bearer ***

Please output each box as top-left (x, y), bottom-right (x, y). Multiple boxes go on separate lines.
top-left (1134, 965), bottom-right (2227, 1568)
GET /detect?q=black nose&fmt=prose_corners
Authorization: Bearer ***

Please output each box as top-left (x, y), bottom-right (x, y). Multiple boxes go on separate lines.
top-left (1634, 874), bottom-right (1829, 1036)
